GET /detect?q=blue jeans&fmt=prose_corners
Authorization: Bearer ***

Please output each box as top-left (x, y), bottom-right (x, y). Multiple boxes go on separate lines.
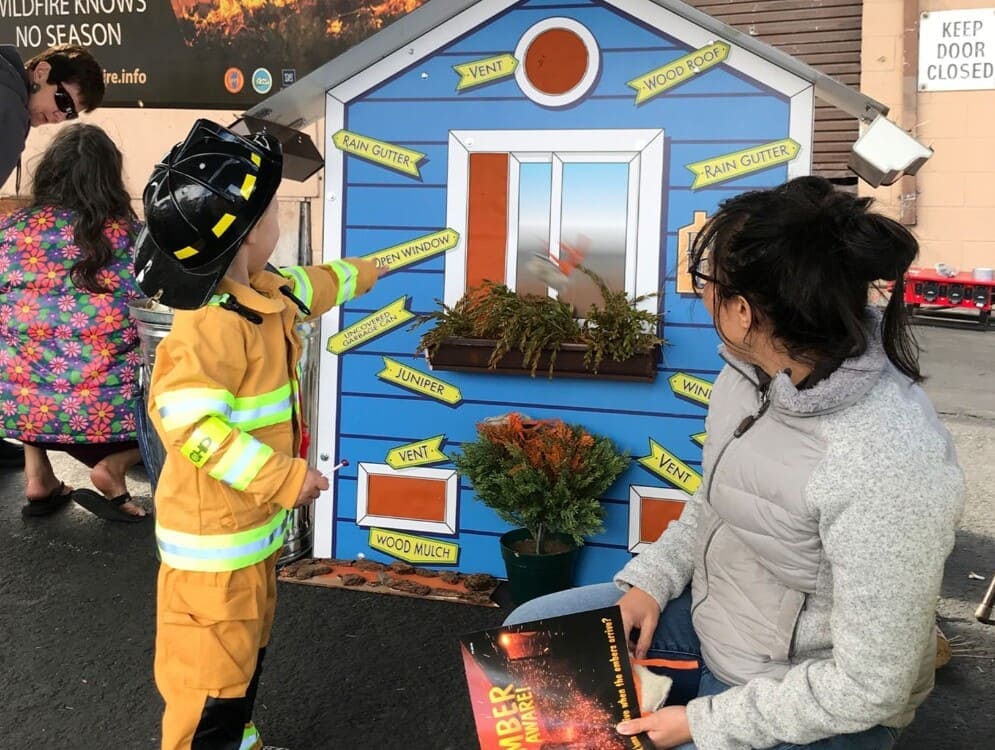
top-left (505, 584), bottom-right (901, 750)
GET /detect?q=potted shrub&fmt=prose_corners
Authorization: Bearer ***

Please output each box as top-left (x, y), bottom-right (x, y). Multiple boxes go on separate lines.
top-left (415, 267), bottom-right (664, 380)
top-left (452, 412), bottom-right (630, 604)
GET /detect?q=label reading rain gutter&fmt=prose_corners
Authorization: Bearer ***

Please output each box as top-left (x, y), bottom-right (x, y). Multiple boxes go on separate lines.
top-left (686, 139), bottom-right (801, 189)
top-left (332, 129), bottom-right (426, 178)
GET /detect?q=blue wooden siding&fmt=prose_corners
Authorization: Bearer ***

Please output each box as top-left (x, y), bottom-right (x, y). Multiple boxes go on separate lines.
top-left (328, 0), bottom-right (796, 582)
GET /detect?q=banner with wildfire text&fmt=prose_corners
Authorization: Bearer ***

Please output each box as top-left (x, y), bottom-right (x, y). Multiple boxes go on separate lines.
top-left (0, 0), bottom-right (426, 108)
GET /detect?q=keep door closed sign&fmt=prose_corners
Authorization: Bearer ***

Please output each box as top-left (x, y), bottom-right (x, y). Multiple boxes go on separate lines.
top-left (919, 8), bottom-right (995, 91)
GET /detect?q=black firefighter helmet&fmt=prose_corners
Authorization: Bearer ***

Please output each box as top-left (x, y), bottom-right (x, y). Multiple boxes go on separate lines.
top-left (134, 118), bottom-right (283, 310)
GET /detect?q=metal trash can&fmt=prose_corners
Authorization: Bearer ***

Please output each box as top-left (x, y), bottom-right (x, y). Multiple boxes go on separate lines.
top-left (283, 318), bottom-right (320, 564)
top-left (128, 299), bottom-right (319, 566)
top-left (128, 300), bottom-right (171, 496)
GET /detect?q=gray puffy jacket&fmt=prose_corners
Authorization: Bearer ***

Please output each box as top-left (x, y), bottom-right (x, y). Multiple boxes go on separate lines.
top-left (0, 44), bottom-right (30, 187)
top-left (616, 314), bottom-right (964, 749)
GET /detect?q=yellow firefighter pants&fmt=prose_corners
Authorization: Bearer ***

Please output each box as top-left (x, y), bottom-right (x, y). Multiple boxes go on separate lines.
top-left (155, 551), bottom-right (278, 750)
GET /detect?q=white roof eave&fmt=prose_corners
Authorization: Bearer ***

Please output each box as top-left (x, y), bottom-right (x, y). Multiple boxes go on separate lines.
top-left (246, 0), bottom-right (888, 128)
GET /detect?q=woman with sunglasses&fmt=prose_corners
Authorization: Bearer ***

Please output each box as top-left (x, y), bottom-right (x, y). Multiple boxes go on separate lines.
top-left (0, 123), bottom-right (147, 522)
top-left (0, 42), bottom-right (104, 469)
top-left (505, 176), bottom-right (965, 749)
top-left (0, 43), bottom-right (103, 186)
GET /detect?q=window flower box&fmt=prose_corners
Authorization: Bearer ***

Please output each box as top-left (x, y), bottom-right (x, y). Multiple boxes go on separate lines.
top-left (426, 336), bottom-right (660, 382)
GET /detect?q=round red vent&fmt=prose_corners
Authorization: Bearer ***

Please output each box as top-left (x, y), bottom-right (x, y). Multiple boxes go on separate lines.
top-left (524, 28), bottom-right (589, 95)
top-left (515, 18), bottom-right (600, 107)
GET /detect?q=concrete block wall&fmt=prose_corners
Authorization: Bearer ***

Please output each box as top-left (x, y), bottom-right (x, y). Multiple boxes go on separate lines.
top-left (861, 0), bottom-right (995, 273)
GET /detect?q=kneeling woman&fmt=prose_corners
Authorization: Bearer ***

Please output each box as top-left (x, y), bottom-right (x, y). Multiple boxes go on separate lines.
top-left (506, 176), bottom-right (965, 750)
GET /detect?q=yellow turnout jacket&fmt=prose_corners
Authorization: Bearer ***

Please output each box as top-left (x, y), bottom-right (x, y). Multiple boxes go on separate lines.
top-left (148, 259), bottom-right (378, 571)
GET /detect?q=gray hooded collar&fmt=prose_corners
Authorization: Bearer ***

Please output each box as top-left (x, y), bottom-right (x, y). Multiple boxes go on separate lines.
top-left (719, 308), bottom-right (891, 417)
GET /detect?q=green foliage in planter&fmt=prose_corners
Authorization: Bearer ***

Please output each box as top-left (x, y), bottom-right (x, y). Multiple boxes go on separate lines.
top-left (414, 267), bottom-right (663, 377)
top-left (579, 267), bottom-right (664, 373)
top-left (452, 413), bottom-right (630, 554)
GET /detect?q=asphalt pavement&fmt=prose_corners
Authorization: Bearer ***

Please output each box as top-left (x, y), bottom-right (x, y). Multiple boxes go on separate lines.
top-left (0, 323), bottom-right (992, 750)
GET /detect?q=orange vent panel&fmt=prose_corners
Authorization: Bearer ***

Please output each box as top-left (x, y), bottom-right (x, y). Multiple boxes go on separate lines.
top-left (367, 474), bottom-right (448, 523)
top-left (640, 497), bottom-right (685, 543)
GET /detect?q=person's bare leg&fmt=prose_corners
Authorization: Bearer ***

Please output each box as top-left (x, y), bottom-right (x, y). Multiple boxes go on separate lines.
top-left (24, 445), bottom-right (72, 500)
top-left (90, 447), bottom-right (146, 517)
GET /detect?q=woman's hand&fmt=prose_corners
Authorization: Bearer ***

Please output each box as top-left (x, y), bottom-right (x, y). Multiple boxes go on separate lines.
top-left (617, 706), bottom-right (692, 749)
top-left (618, 586), bottom-right (661, 659)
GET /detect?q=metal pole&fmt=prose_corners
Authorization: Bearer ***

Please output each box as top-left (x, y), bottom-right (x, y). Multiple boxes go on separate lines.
top-left (297, 199), bottom-right (312, 265)
top-left (976, 574), bottom-right (995, 624)
top-left (279, 198), bottom-right (318, 566)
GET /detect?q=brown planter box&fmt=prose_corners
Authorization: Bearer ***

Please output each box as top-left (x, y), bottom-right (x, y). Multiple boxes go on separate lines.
top-left (426, 337), bottom-right (660, 382)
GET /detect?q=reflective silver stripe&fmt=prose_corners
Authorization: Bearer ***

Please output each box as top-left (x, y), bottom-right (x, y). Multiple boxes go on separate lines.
top-left (210, 432), bottom-right (274, 491)
top-left (327, 260), bottom-right (358, 306)
top-left (156, 510), bottom-right (288, 572)
top-left (157, 385), bottom-right (293, 432)
top-left (279, 265), bottom-right (314, 312)
top-left (239, 723), bottom-right (261, 750)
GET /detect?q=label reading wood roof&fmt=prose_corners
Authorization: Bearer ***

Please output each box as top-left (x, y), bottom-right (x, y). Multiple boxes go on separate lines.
top-left (627, 41), bottom-right (731, 104)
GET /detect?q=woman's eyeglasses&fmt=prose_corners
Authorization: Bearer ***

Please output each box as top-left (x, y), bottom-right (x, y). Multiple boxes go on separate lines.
top-left (54, 82), bottom-right (78, 120)
top-left (689, 255), bottom-right (720, 291)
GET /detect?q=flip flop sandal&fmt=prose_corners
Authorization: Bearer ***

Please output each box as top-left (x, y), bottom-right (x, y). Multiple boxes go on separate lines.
top-left (72, 489), bottom-right (147, 523)
top-left (21, 481), bottom-right (73, 517)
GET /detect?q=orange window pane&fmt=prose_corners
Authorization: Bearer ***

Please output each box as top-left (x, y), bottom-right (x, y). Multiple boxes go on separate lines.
top-left (367, 474), bottom-right (447, 523)
top-left (466, 152), bottom-right (509, 289)
top-left (640, 497), bottom-right (685, 543)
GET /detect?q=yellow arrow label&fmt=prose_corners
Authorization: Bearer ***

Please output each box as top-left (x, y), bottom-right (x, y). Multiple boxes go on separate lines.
top-left (326, 297), bottom-right (413, 355)
top-left (378, 357), bottom-right (462, 405)
top-left (628, 41), bottom-right (731, 104)
top-left (454, 53), bottom-right (518, 90)
top-left (691, 432), bottom-right (707, 447)
top-left (668, 372), bottom-right (713, 407)
top-left (386, 435), bottom-right (448, 469)
top-left (639, 439), bottom-right (702, 494)
top-left (369, 527), bottom-right (460, 565)
top-left (686, 138), bottom-right (801, 189)
top-left (331, 129), bottom-right (426, 178)
top-left (362, 228), bottom-right (460, 273)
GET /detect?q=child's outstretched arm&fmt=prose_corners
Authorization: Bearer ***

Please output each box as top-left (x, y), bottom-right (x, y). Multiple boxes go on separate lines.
top-left (276, 257), bottom-right (380, 320)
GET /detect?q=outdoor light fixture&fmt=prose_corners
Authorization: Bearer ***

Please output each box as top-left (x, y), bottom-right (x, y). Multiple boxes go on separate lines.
top-left (230, 115), bottom-right (324, 182)
top-left (848, 115), bottom-right (934, 187)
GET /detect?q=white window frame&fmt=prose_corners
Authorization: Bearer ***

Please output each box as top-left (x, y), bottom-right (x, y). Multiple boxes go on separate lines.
top-left (355, 463), bottom-right (459, 536)
top-left (445, 129), bottom-right (664, 315)
top-left (628, 484), bottom-right (689, 553)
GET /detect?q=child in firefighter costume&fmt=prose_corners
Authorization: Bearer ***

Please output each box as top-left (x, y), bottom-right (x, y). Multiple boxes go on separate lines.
top-left (135, 119), bottom-right (380, 750)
